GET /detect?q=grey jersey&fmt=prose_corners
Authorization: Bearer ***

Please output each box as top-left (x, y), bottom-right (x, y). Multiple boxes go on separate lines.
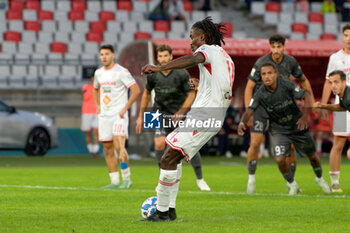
top-left (340, 86), bottom-right (350, 111)
top-left (146, 69), bottom-right (192, 114)
top-left (249, 78), bottom-right (306, 133)
top-left (249, 53), bottom-right (304, 90)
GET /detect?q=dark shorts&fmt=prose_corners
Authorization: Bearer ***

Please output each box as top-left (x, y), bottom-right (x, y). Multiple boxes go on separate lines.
top-left (155, 127), bottom-right (173, 138)
top-left (270, 130), bottom-right (316, 158)
top-left (251, 105), bottom-right (269, 134)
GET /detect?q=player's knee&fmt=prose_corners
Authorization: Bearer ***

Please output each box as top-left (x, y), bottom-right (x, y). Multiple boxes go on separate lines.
top-left (275, 156), bottom-right (286, 165)
top-left (155, 142), bottom-right (165, 151)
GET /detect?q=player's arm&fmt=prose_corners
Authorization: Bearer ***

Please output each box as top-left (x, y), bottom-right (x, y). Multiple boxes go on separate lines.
top-left (142, 53), bottom-right (205, 74)
top-left (92, 87), bottom-right (100, 114)
top-left (297, 74), bottom-right (315, 105)
top-left (136, 89), bottom-right (152, 134)
top-left (244, 80), bottom-right (256, 109)
top-left (296, 92), bottom-right (311, 130)
top-left (313, 102), bottom-right (346, 111)
top-left (119, 83), bottom-right (140, 118)
top-left (238, 109), bottom-right (254, 136)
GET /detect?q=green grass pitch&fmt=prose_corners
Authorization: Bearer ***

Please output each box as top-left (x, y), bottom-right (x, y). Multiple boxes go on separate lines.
top-left (0, 156), bottom-right (349, 233)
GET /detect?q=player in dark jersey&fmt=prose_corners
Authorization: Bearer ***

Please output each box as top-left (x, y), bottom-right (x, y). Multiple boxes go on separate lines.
top-left (136, 44), bottom-right (211, 192)
top-left (314, 70), bottom-right (350, 160)
top-left (244, 34), bottom-right (315, 194)
top-left (239, 62), bottom-right (331, 195)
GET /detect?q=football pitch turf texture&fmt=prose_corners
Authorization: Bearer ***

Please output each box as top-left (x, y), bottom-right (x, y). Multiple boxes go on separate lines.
top-left (1, 156), bottom-right (349, 233)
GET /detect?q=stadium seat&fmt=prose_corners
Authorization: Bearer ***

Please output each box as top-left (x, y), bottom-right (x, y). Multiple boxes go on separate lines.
top-left (308, 23), bottom-right (323, 35)
top-left (62, 65), bottom-right (78, 77)
top-left (221, 21), bottom-right (233, 37)
top-left (81, 53), bottom-right (97, 65)
top-left (138, 20), bottom-right (153, 33)
top-left (41, 1), bottom-right (55, 12)
top-left (324, 13), bottom-right (338, 25)
top-left (83, 42), bottom-right (99, 54)
top-left (324, 24), bottom-right (338, 34)
top-left (321, 33), bottom-right (336, 40)
top-left (10, 0), bottom-right (24, 11)
top-left (167, 32), bottom-right (183, 39)
top-left (281, 2), bottom-right (294, 13)
top-left (119, 32), bottom-right (134, 42)
top-left (102, 0), bottom-right (117, 12)
top-left (15, 54), bottom-right (31, 64)
top-left (55, 32), bottom-right (70, 43)
top-left (38, 10), bottom-right (53, 20)
top-left (123, 21), bottom-right (138, 33)
top-left (6, 10), bottom-right (22, 20)
top-left (206, 11), bottom-right (221, 23)
top-left (22, 31), bottom-right (37, 43)
top-left (58, 22), bottom-right (73, 33)
top-left (47, 53), bottom-right (63, 64)
top-left (103, 32), bottom-right (118, 43)
top-left (67, 42), bottom-right (83, 54)
top-left (71, 31), bottom-right (85, 42)
top-left (183, 1), bottom-right (193, 12)
top-left (51, 42), bottom-right (67, 54)
top-left (34, 43), bottom-right (50, 54)
top-left (154, 20), bottom-right (169, 33)
top-left (151, 31), bottom-right (166, 39)
top-left (294, 12), bottom-right (308, 24)
top-left (292, 23), bottom-right (308, 34)
top-left (99, 11), bottom-right (115, 22)
top-left (72, 0), bottom-right (86, 12)
top-left (4, 31), bottom-right (21, 43)
top-left (310, 2), bottom-right (323, 13)
top-left (22, 10), bottom-right (37, 20)
top-left (251, 2), bottom-right (265, 15)
top-left (11, 65), bottom-right (27, 78)
top-left (280, 13), bottom-right (293, 24)
top-left (277, 23), bottom-right (292, 36)
top-left (84, 11), bottom-right (99, 22)
top-left (264, 12), bottom-right (279, 25)
top-left (74, 21), bottom-right (89, 33)
top-left (87, 1), bottom-right (101, 12)
top-left (266, 2), bottom-right (280, 13)
top-left (135, 32), bottom-right (151, 40)
top-left (69, 11), bottom-right (84, 21)
top-left (116, 11), bottom-right (129, 22)
top-left (117, 1), bottom-right (133, 11)
top-left (309, 13), bottom-right (323, 24)
top-left (25, 21), bottom-right (40, 32)
top-left (0, 66), bottom-right (11, 78)
top-left (2, 41), bottom-right (17, 53)
top-left (57, 1), bottom-right (71, 12)
top-left (9, 20), bottom-right (24, 31)
top-left (232, 31), bottom-right (247, 39)
top-left (130, 12), bottom-right (145, 22)
top-left (54, 11), bottom-right (68, 22)
top-left (90, 21), bottom-right (105, 34)
top-left (191, 11), bottom-right (205, 22)
top-left (26, 0), bottom-right (40, 11)
top-left (133, 1), bottom-right (148, 13)
top-left (86, 32), bottom-right (103, 43)
top-left (18, 42), bottom-right (34, 54)
top-left (306, 33), bottom-right (320, 40)
top-left (64, 53), bottom-right (80, 65)
top-left (290, 32), bottom-right (304, 40)
top-left (42, 21), bottom-right (57, 32)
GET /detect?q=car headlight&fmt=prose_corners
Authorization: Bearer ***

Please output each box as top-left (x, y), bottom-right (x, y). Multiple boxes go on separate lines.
top-left (35, 112), bottom-right (53, 127)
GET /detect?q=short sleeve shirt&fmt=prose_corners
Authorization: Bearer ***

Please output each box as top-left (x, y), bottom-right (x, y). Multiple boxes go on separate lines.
top-left (340, 86), bottom-right (350, 111)
top-left (146, 69), bottom-right (192, 114)
top-left (94, 64), bottom-right (136, 117)
top-left (249, 78), bottom-right (306, 132)
top-left (326, 49), bottom-right (350, 85)
top-left (249, 53), bottom-right (304, 90)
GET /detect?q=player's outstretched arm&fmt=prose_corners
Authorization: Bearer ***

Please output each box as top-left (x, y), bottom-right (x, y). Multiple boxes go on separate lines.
top-left (142, 53), bottom-right (205, 75)
top-left (136, 89), bottom-right (152, 134)
top-left (319, 79), bottom-right (332, 120)
top-left (313, 102), bottom-right (346, 111)
top-left (120, 83), bottom-right (140, 118)
top-left (238, 109), bottom-right (254, 136)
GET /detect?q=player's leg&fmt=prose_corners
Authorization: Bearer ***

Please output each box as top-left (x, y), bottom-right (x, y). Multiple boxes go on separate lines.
top-left (191, 152), bottom-right (210, 191)
top-left (114, 135), bottom-right (132, 188)
top-left (154, 130), bottom-right (166, 168)
top-left (286, 144), bottom-right (297, 177)
top-left (169, 161), bottom-right (182, 221)
top-left (292, 131), bottom-right (331, 194)
top-left (329, 135), bottom-right (347, 192)
top-left (81, 114), bottom-right (94, 155)
top-left (91, 115), bottom-right (100, 157)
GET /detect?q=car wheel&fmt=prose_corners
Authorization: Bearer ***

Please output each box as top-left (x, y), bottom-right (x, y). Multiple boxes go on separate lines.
top-left (25, 128), bottom-right (50, 156)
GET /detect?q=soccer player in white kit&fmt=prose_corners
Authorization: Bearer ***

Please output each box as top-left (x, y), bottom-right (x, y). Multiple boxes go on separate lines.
top-left (93, 45), bottom-right (140, 189)
top-left (141, 17), bottom-right (235, 221)
top-left (320, 24), bottom-right (350, 192)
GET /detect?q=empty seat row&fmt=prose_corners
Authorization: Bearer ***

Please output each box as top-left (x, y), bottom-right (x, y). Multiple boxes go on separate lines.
top-left (252, 1), bottom-right (329, 15)
top-left (264, 12), bottom-right (339, 26)
top-left (277, 22), bottom-right (340, 36)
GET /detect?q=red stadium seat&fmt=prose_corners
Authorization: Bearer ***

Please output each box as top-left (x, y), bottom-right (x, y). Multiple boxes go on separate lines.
top-left (6, 10), bottom-right (22, 20)
top-left (69, 11), bottom-right (84, 21)
top-left (182, 1), bottom-right (193, 12)
top-left (266, 2), bottom-right (280, 13)
top-left (25, 21), bottom-right (41, 32)
top-left (154, 20), bottom-right (169, 32)
top-left (135, 32), bottom-right (151, 40)
top-left (221, 21), bottom-right (233, 37)
top-left (87, 32), bottom-right (102, 43)
top-left (10, 0), bottom-right (24, 11)
top-left (26, 0), bottom-right (41, 11)
top-left (4, 31), bottom-right (21, 43)
top-left (90, 21), bottom-right (106, 34)
top-left (71, 0), bottom-right (86, 12)
top-left (51, 42), bottom-right (67, 54)
top-left (292, 23), bottom-right (307, 34)
top-left (38, 10), bottom-right (53, 20)
top-left (321, 33), bottom-right (336, 40)
top-left (99, 11), bottom-right (115, 22)
top-left (117, 1), bottom-right (132, 11)
top-left (309, 13), bottom-right (323, 24)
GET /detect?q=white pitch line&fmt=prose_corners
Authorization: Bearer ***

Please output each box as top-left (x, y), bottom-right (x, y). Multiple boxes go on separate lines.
top-left (0, 184), bottom-right (349, 199)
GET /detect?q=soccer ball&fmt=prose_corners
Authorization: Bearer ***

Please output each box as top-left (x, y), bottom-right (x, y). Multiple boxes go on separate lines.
top-left (141, 196), bottom-right (157, 219)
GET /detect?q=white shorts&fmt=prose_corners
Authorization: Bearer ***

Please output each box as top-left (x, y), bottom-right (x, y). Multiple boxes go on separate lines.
top-left (333, 96), bottom-right (350, 136)
top-left (81, 114), bottom-right (98, 131)
top-left (98, 115), bottom-right (129, 142)
top-left (165, 128), bottom-right (218, 162)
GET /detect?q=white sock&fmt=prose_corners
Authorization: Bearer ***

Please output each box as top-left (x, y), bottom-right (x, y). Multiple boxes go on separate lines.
top-left (156, 169), bottom-right (177, 212)
top-left (109, 172), bottom-right (120, 186)
top-left (316, 176), bottom-right (324, 182)
top-left (92, 144), bottom-right (99, 154)
top-left (289, 180), bottom-right (297, 186)
top-left (316, 140), bottom-right (322, 153)
top-left (169, 163), bottom-right (182, 208)
top-left (87, 144), bottom-right (93, 153)
top-left (248, 174), bottom-right (255, 183)
top-left (329, 171), bottom-right (340, 185)
top-left (259, 143), bottom-right (264, 155)
top-left (121, 167), bottom-right (130, 182)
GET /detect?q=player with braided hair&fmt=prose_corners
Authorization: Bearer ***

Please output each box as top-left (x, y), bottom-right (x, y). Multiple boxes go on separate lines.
top-left (140, 17), bottom-right (235, 222)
